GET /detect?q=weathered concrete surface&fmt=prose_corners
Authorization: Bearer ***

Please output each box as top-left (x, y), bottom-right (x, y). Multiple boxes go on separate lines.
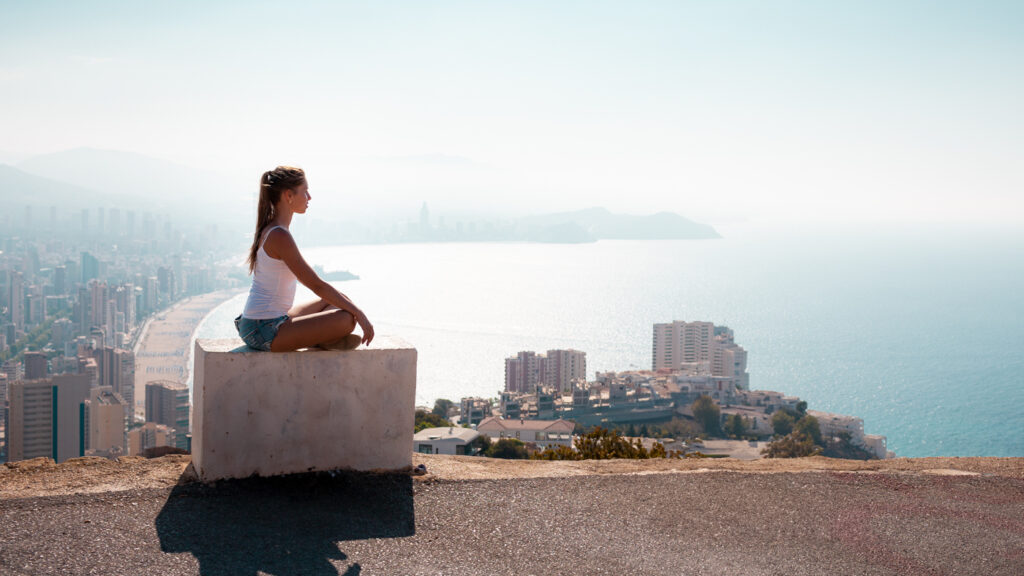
top-left (1, 456), bottom-right (1022, 575)
top-left (193, 337), bottom-right (416, 481)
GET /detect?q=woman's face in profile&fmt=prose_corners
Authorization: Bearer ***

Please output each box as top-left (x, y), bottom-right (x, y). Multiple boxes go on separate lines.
top-left (287, 181), bottom-right (311, 214)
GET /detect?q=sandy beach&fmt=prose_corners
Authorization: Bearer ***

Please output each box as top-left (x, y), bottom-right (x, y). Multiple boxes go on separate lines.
top-left (132, 289), bottom-right (243, 421)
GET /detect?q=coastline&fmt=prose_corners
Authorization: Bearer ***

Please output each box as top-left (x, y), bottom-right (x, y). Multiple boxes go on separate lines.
top-left (131, 289), bottom-right (244, 422)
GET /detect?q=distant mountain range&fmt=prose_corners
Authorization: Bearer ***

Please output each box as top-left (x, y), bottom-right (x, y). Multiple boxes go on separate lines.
top-left (0, 163), bottom-right (115, 207)
top-left (1, 148), bottom-right (248, 228)
top-left (1, 148), bottom-right (720, 243)
top-left (515, 207), bottom-right (719, 242)
top-left (15, 148), bottom-right (233, 205)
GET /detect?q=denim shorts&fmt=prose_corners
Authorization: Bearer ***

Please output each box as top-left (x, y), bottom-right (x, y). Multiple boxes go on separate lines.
top-left (234, 313), bottom-right (289, 351)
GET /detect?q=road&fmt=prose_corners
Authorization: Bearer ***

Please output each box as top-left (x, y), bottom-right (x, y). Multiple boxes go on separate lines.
top-left (2, 465), bottom-right (1022, 575)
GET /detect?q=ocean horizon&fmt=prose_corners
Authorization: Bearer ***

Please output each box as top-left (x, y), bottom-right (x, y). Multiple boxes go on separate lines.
top-left (194, 222), bottom-right (1024, 458)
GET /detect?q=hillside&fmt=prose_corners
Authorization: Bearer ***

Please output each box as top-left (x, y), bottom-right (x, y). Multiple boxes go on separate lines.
top-left (0, 163), bottom-right (135, 211)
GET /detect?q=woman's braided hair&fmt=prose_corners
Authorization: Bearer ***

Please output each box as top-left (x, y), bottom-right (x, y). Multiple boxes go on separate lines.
top-left (246, 166), bottom-right (305, 274)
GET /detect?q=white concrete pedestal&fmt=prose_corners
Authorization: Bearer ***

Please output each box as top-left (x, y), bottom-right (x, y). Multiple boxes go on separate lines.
top-left (192, 336), bottom-right (416, 482)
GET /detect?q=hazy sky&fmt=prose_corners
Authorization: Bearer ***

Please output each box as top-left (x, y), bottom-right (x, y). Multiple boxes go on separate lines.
top-left (2, 1), bottom-right (1022, 224)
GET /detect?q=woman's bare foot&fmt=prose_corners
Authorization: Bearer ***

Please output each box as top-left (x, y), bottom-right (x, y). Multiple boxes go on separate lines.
top-left (316, 333), bottom-right (362, 351)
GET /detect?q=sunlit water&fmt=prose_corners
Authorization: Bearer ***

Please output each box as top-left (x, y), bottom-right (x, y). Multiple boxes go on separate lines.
top-left (196, 223), bottom-right (1024, 457)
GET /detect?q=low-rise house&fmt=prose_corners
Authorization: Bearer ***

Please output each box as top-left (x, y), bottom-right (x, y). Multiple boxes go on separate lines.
top-left (414, 426), bottom-right (480, 456)
top-left (720, 406), bottom-right (774, 438)
top-left (476, 416), bottom-right (575, 449)
top-left (734, 389), bottom-right (801, 413)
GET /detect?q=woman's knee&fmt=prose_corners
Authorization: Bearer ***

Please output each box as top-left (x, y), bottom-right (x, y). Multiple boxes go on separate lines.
top-left (335, 309), bottom-right (356, 333)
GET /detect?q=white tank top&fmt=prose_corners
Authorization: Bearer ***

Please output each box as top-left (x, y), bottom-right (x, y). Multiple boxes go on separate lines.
top-left (242, 225), bottom-right (297, 319)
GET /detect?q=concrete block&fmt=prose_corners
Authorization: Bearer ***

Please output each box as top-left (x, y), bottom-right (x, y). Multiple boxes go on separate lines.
top-left (192, 336), bottom-right (416, 482)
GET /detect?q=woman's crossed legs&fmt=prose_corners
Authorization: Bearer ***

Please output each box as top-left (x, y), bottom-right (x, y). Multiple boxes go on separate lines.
top-left (269, 298), bottom-right (358, 352)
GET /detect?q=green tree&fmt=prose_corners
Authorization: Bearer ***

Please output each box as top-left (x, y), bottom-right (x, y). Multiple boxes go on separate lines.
top-left (432, 398), bottom-right (455, 419)
top-left (534, 426), bottom-right (682, 460)
top-left (469, 433), bottom-right (492, 456)
top-left (414, 409), bottom-right (452, 432)
top-left (533, 445), bottom-right (580, 461)
top-left (761, 431), bottom-right (823, 458)
top-left (796, 401), bottom-right (808, 415)
top-left (723, 414), bottom-right (746, 438)
top-left (772, 410), bottom-right (796, 436)
top-left (485, 438), bottom-right (529, 459)
top-left (794, 415), bottom-right (822, 446)
top-left (573, 427), bottom-right (646, 459)
top-left (691, 395), bottom-right (721, 435)
top-left (650, 417), bottom-right (701, 440)
top-left (626, 423), bottom-right (637, 437)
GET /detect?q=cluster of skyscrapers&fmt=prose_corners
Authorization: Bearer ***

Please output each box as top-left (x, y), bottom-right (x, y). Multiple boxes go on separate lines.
top-left (472, 321), bottom-right (753, 427)
top-left (4, 368), bottom-right (190, 462)
top-left (1, 208), bottom-right (231, 463)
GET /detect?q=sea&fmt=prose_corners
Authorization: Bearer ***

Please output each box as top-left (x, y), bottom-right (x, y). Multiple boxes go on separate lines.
top-left (194, 222), bottom-right (1024, 458)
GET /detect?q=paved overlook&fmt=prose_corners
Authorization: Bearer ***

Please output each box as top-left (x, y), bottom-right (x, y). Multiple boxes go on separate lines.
top-left (1, 454), bottom-right (1022, 576)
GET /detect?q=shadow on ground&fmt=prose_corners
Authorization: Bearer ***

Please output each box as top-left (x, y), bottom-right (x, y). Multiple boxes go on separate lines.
top-left (155, 465), bottom-right (415, 576)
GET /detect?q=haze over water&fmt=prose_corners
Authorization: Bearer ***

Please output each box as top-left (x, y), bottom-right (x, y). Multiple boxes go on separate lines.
top-left (197, 222), bottom-right (1024, 458)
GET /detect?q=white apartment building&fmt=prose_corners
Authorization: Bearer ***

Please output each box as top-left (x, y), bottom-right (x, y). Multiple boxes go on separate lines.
top-left (712, 338), bottom-right (749, 390)
top-left (476, 416), bottom-right (575, 449)
top-left (653, 321), bottom-right (714, 371)
top-left (505, 351), bottom-right (540, 394)
top-left (6, 374), bottom-right (92, 463)
top-left (86, 386), bottom-right (127, 458)
top-left (735, 390), bottom-right (801, 413)
top-left (505, 349), bottom-right (586, 394)
top-left (862, 435), bottom-right (890, 459)
top-left (652, 321), bottom-right (749, 389)
top-left (9, 271), bottom-right (24, 331)
top-left (542, 349), bottom-right (587, 393)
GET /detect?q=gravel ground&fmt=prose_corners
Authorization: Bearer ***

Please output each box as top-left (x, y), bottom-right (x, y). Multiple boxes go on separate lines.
top-left (1, 456), bottom-right (1023, 575)
top-left (4, 453), bottom-right (1022, 501)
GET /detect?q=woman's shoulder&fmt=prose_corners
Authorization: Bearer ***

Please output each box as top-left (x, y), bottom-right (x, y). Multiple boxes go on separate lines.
top-left (262, 225), bottom-right (294, 257)
top-left (265, 224), bottom-right (292, 237)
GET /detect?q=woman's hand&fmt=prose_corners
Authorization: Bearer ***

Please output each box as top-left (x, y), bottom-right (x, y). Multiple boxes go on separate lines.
top-left (356, 312), bottom-right (375, 345)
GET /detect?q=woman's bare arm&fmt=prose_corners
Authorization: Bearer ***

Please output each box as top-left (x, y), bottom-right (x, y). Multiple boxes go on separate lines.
top-left (266, 228), bottom-right (375, 344)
